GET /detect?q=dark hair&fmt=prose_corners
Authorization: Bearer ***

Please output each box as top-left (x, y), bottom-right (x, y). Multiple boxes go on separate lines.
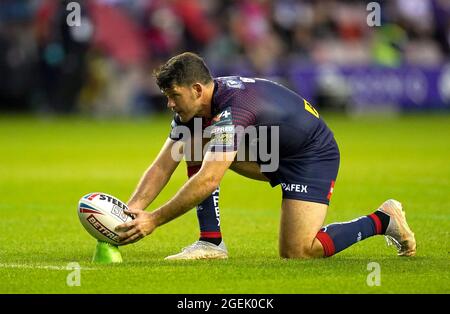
top-left (154, 52), bottom-right (213, 91)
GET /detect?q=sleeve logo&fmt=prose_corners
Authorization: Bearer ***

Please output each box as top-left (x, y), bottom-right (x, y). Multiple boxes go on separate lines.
top-left (212, 108), bottom-right (232, 123)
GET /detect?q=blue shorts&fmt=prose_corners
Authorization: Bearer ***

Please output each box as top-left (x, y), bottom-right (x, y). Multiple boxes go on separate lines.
top-left (263, 138), bottom-right (340, 205)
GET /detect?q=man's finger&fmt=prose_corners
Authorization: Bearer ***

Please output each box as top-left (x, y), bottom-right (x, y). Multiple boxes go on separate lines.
top-left (120, 233), bottom-right (142, 245)
top-left (115, 220), bottom-right (135, 232)
top-left (123, 208), bottom-right (140, 219)
top-left (117, 228), bottom-right (137, 242)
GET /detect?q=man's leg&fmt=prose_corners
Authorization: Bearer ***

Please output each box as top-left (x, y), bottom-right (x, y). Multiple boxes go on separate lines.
top-left (229, 161), bottom-right (416, 258)
top-left (186, 161), bottom-right (222, 245)
top-left (279, 199), bottom-right (327, 258)
top-left (165, 138), bottom-right (227, 260)
top-left (315, 199), bottom-right (416, 257)
top-left (229, 161), bottom-right (270, 182)
top-left (279, 199), bottom-right (416, 259)
top-left (229, 148), bottom-right (416, 258)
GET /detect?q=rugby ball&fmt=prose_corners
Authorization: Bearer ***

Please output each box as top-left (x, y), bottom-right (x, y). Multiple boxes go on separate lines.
top-left (78, 192), bottom-right (133, 245)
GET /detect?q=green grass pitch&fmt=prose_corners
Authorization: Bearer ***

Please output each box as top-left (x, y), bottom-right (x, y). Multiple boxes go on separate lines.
top-left (0, 113), bottom-right (449, 293)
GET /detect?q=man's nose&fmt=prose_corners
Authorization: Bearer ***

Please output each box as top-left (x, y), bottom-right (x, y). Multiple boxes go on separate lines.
top-left (167, 98), bottom-right (175, 109)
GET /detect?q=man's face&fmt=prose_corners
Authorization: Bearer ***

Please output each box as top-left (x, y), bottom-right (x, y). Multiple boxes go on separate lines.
top-left (164, 85), bottom-right (199, 122)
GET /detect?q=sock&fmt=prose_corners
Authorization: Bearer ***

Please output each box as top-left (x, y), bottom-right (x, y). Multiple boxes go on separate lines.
top-left (188, 165), bottom-right (222, 246)
top-left (373, 210), bottom-right (390, 234)
top-left (316, 211), bottom-right (390, 257)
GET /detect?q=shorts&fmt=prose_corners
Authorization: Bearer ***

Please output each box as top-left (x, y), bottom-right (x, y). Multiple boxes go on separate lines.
top-left (262, 138), bottom-right (340, 205)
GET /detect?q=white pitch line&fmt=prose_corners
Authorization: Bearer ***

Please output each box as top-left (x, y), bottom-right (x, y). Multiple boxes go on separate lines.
top-left (0, 263), bottom-right (96, 270)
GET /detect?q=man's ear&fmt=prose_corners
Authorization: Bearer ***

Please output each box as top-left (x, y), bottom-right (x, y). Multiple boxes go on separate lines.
top-left (192, 83), bottom-right (203, 98)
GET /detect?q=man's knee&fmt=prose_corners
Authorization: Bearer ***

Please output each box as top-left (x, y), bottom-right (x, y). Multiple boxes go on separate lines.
top-left (279, 199), bottom-right (328, 259)
top-left (279, 239), bottom-right (324, 259)
top-left (280, 247), bottom-right (315, 259)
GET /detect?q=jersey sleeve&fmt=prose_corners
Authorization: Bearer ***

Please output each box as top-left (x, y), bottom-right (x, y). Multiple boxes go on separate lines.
top-left (208, 105), bottom-right (255, 152)
top-left (168, 114), bottom-right (195, 141)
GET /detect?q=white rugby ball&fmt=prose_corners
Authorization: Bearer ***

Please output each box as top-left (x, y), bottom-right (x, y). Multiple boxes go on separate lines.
top-left (78, 192), bottom-right (133, 245)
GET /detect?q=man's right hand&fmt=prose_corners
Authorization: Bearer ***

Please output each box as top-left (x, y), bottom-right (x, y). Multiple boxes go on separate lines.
top-left (115, 208), bottom-right (158, 245)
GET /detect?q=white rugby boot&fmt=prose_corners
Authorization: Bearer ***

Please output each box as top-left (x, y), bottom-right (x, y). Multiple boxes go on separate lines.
top-left (376, 199), bottom-right (416, 257)
top-left (164, 240), bottom-right (228, 260)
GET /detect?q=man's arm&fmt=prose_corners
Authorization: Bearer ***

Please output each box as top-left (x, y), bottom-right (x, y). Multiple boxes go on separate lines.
top-left (127, 138), bottom-right (183, 210)
top-left (116, 150), bottom-right (237, 244)
top-left (153, 150), bottom-right (237, 226)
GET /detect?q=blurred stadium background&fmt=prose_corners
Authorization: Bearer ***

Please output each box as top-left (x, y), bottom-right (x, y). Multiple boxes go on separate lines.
top-left (1, 0), bottom-right (450, 294)
top-left (0, 0), bottom-right (449, 115)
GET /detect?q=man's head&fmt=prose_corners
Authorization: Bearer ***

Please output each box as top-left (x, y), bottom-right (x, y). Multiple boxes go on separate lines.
top-left (154, 52), bottom-right (214, 122)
